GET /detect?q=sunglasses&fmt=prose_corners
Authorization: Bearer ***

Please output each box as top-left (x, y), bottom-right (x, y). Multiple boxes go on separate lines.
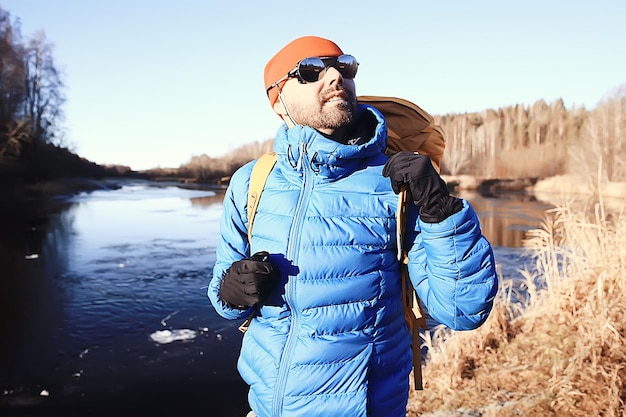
top-left (267, 54), bottom-right (359, 93)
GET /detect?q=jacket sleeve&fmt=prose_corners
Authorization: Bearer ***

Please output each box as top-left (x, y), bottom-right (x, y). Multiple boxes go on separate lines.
top-left (207, 162), bottom-right (256, 320)
top-left (406, 199), bottom-right (498, 330)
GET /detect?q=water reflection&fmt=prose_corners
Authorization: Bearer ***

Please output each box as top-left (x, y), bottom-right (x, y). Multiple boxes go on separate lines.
top-left (0, 200), bottom-right (74, 409)
top-left (189, 190), bottom-right (227, 209)
top-left (0, 185), bottom-right (249, 416)
top-left (457, 191), bottom-right (553, 248)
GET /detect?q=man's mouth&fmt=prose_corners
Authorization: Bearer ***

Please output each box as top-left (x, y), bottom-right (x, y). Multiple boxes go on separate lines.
top-left (325, 92), bottom-right (347, 103)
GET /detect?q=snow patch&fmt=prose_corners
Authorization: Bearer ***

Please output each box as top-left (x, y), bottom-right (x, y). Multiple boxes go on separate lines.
top-left (149, 329), bottom-right (197, 344)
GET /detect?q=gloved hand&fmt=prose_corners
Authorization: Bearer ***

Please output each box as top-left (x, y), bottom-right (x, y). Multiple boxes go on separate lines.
top-left (219, 251), bottom-right (279, 309)
top-left (382, 151), bottom-right (463, 223)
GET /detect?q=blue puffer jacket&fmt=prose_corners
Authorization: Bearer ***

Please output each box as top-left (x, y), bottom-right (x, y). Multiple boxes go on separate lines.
top-left (208, 105), bottom-right (498, 417)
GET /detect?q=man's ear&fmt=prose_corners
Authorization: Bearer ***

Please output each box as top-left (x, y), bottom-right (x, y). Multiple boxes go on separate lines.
top-left (273, 99), bottom-right (286, 118)
top-left (273, 98), bottom-right (288, 123)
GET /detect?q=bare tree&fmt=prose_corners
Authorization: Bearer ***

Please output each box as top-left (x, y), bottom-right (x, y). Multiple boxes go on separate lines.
top-left (442, 123), bottom-right (471, 175)
top-left (0, 8), bottom-right (65, 167)
top-left (0, 9), bottom-right (26, 148)
top-left (22, 31), bottom-right (65, 147)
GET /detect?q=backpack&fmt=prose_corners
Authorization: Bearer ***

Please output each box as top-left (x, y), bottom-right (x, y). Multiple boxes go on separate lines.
top-left (244, 96), bottom-right (446, 391)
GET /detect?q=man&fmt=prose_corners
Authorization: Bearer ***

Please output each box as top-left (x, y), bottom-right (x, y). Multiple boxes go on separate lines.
top-left (208, 36), bottom-right (498, 417)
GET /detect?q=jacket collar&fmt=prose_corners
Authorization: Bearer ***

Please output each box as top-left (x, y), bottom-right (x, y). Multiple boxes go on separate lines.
top-left (272, 104), bottom-right (387, 181)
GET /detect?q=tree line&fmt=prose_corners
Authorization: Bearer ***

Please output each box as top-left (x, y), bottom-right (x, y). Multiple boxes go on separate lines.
top-left (439, 90), bottom-right (625, 183)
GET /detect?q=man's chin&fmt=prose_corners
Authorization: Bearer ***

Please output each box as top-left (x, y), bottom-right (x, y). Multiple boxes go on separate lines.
top-left (324, 113), bottom-right (353, 130)
top-left (326, 100), bottom-right (354, 115)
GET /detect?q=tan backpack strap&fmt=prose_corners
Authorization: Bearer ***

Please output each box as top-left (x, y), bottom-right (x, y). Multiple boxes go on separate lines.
top-left (397, 185), bottom-right (428, 390)
top-left (398, 186), bottom-right (428, 329)
top-left (247, 152), bottom-right (277, 243)
top-left (239, 152), bottom-right (277, 334)
top-left (402, 264), bottom-right (424, 390)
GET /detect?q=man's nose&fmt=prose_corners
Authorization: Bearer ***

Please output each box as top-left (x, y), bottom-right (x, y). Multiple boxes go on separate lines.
top-left (323, 66), bottom-right (344, 85)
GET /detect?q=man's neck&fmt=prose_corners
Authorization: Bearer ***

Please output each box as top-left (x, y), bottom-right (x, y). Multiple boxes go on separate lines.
top-left (317, 125), bottom-right (350, 143)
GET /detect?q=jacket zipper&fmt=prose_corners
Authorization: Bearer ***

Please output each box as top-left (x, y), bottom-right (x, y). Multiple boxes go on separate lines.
top-left (273, 141), bottom-right (312, 416)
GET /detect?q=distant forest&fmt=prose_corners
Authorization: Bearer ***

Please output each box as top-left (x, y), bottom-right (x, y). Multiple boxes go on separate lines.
top-left (438, 93), bottom-right (625, 181)
top-left (1, 6), bottom-right (624, 187)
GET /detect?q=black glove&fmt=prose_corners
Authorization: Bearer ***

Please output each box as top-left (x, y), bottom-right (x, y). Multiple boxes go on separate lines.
top-left (382, 151), bottom-right (463, 223)
top-left (219, 251), bottom-right (279, 309)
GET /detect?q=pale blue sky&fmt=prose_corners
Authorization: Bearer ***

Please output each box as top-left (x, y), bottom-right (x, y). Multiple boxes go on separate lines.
top-left (2, 0), bottom-right (625, 170)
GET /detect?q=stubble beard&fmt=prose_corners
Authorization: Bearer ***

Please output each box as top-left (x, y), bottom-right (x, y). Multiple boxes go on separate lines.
top-left (289, 88), bottom-right (357, 131)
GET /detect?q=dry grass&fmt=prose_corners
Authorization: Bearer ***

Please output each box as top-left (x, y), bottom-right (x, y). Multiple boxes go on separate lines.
top-left (407, 198), bottom-right (626, 416)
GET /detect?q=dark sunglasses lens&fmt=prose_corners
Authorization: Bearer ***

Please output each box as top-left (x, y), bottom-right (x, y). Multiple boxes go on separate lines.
top-left (298, 57), bottom-right (326, 83)
top-left (336, 55), bottom-right (358, 79)
top-left (296, 55), bottom-right (359, 83)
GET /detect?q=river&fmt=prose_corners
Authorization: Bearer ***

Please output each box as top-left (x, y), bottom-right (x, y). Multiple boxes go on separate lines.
top-left (0, 180), bottom-right (551, 416)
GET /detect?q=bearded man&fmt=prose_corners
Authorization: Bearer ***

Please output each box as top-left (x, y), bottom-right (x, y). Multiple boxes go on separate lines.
top-left (208, 36), bottom-right (498, 417)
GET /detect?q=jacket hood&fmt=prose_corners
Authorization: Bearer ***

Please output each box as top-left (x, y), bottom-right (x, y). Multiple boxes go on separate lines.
top-left (272, 104), bottom-right (387, 181)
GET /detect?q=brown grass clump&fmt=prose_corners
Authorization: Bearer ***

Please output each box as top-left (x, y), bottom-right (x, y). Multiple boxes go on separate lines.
top-left (407, 200), bottom-right (626, 416)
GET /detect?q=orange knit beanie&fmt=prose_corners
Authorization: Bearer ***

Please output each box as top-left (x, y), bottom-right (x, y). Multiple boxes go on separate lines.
top-left (264, 36), bottom-right (343, 107)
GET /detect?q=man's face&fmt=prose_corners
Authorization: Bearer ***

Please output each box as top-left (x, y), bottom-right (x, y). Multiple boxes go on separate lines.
top-left (274, 65), bottom-right (357, 136)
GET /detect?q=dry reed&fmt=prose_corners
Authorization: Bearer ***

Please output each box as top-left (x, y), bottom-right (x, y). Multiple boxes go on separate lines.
top-left (407, 198), bottom-right (626, 416)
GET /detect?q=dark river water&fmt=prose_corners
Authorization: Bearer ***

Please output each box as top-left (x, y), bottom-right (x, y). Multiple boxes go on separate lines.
top-left (0, 181), bottom-right (552, 417)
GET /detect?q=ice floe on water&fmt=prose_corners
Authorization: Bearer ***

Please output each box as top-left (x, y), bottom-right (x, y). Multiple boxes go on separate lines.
top-left (149, 329), bottom-right (197, 344)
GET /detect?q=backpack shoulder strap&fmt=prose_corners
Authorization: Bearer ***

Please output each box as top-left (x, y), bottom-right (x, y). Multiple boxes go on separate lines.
top-left (398, 186), bottom-right (429, 390)
top-left (247, 152), bottom-right (277, 243)
top-left (238, 152), bottom-right (277, 334)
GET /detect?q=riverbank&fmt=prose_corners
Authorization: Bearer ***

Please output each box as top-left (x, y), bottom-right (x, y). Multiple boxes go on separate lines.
top-left (445, 173), bottom-right (626, 208)
top-left (1, 176), bottom-right (226, 207)
top-left (11, 173), bottom-right (618, 201)
top-left (407, 186), bottom-right (626, 416)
